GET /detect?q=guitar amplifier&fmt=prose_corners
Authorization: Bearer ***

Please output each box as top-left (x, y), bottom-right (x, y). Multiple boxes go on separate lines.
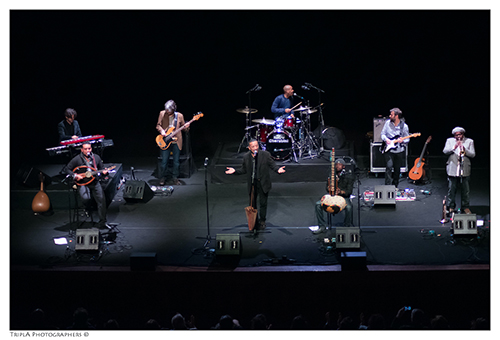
top-left (373, 117), bottom-right (386, 143)
top-left (370, 142), bottom-right (408, 173)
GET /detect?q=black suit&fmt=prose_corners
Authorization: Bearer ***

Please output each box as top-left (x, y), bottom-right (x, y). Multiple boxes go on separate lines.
top-left (234, 150), bottom-right (282, 223)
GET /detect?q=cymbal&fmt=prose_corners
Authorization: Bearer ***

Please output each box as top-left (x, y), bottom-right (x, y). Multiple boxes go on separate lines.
top-left (292, 106), bottom-right (313, 112)
top-left (252, 118), bottom-right (275, 125)
top-left (299, 108), bottom-right (317, 114)
top-left (236, 107), bottom-right (258, 114)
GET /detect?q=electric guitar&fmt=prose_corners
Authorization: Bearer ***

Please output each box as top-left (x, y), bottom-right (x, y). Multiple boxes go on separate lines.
top-left (73, 165), bottom-right (116, 186)
top-left (381, 133), bottom-right (421, 153)
top-left (156, 113), bottom-right (204, 150)
top-left (409, 135), bottom-right (432, 181)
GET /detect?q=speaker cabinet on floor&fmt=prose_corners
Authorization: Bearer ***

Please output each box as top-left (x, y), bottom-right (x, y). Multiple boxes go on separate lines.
top-left (335, 227), bottom-right (361, 249)
top-left (75, 229), bottom-right (100, 251)
top-left (374, 185), bottom-right (396, 205)
top-left (341, 251), bottom-right (367, 270)
top-left (123, 180), bottom-right (154, 203)
top-left (452, 214), bottom-right (478, 236)
top-left (215, 234), bottom-right (241, 256)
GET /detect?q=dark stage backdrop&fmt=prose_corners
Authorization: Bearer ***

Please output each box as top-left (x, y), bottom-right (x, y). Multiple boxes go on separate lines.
top-left (10, 10), bottom-right (490, 172)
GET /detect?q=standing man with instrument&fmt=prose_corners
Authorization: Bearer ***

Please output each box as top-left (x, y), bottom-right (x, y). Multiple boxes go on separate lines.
top-left (381, 107), bottom-right (410, 187)
top-left (65, 143), bottom-right (109, 228)
top-left (156, 100), bottom-right (190, 186)
top-left (225, 139), bottom-right (286, 230)
top-left (443, 127), bottom-right (475, 214)
top-left (58, 108), bottom-right (82, 142)
top-left (313, 158), bottom-right (354, 234)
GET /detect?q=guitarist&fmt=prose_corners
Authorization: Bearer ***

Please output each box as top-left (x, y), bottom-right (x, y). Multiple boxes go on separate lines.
top-left (156, 100), bottom-right (190, 185)
top-left (64, 143), bottom-right (109, 228)
top-left (380, 107), bottom-right (410, 187)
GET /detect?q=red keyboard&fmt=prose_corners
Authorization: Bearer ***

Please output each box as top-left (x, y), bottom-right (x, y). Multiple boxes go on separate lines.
top-left (60, 134), bottom-right (105, 146)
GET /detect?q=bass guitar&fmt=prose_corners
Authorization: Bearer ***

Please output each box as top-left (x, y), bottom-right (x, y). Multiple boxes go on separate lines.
top-left (156, 112), bottom-right (204, 150)
top-left (381, 133), bottom-right (421, 153)
top-left (409, 135), bottom-right (432, 181)
top-left (73, 165), bottom-right (116, 186)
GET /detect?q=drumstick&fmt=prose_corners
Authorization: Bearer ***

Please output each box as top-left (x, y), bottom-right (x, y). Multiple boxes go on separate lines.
top-left (290, 102), bottom-right (302, 111)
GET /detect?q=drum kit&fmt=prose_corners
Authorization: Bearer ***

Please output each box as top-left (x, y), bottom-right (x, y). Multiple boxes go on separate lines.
top-left (237, 105), bottom-right (322, 161)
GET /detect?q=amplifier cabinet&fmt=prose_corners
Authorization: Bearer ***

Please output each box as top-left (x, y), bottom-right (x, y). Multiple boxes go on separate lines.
top-left (370, 142), bottom-right (408, 173)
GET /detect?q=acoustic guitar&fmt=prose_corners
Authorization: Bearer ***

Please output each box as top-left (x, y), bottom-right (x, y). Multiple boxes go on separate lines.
top-left (72, 165), bottom-right (116, 186)
top-left (381, 133), bottom-right (421, 153)
top-left (408, 136), bottom-right (432, 181)
top-left (32, 172), bottom-right (50, 213)
top-left (156, 112), bottom-right (203, 150)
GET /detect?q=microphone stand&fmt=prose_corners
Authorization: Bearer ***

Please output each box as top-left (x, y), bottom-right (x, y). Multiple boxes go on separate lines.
top-left (195, 157), bottom-right (215, 257)
top-left (304, 83), bottom-right (325, 151)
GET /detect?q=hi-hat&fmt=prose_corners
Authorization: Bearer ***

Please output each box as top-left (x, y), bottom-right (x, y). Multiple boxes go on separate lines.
top-left (252, 118), bottom-right (275, 125)
top-left (237, 107), bottom-right (258, 114)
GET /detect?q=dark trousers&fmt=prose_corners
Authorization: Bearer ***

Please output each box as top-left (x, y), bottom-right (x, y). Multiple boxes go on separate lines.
top-left (446, 176), bottom-right (470, 210)
top-left (384, 151), bottom-right (405, 187)
top-left (78, 182), bottom-right (107, 223)
top-left (160, 143), bottom-right (180, 180)
top-left (251, 181), bottom-right (269, 222)
top-left (315, 197), bottom-right (353, 228)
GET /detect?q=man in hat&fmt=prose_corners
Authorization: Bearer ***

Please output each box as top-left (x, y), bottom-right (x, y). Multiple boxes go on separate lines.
top-left (443, 127), bottom-right (475, 214)
top-left (380, 107), bottom-right (410, 187)
top-left (225, 139), bottom-right (286, 230)
top-left (313, 158), bottom-right (354, 234)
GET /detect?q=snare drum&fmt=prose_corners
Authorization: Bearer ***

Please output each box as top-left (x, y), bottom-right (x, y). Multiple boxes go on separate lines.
top-left (258, 124), bottom-right (273, 143)
top-left (266, 130), bottom-right (292, 160)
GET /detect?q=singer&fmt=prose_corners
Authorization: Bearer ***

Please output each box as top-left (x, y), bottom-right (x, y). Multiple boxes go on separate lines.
top-left (271, 84), bottom-right (296, 120)
top-left (443, 127), bottom-right (476, 214)
top-left (225, 139), bottom-right (286, 230)
top-left (156, 99), bottom-right (190, 186)
top-left (64, 143), bottom-right (109, 228)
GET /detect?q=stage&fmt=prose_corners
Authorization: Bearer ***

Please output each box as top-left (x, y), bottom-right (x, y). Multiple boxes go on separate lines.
top-left (9, 142), bottom-right (490, 330)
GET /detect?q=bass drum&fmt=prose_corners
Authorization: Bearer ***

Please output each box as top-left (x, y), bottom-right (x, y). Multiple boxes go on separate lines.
top-left (266, 130), bottom-right (292, 160)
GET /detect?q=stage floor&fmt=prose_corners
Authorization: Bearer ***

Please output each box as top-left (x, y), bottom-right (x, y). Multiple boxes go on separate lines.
top-left (9, 144), bottom-right (491, 330)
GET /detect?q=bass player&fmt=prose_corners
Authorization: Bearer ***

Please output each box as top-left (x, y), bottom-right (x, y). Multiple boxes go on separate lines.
top-left (380, 107), bottom-right (410, 187)
top-left (65, 143), bottom-right (109, 229)
top-left (156, 100), bottom-right (190, 185)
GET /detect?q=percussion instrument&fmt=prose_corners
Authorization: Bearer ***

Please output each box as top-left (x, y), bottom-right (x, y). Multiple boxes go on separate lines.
top-left (267, 130), bottom-right (292, 160)
top-left (251, 118), bottom-right (274, 125)
top-left (258, 124), bottom-right (273, 143)
top-left (284, 116), bottom-right (296, 128)
top-left (320, 194), bottom-right (346, 214)
top-left (237, 107), bottom-right (258, 114)
top-left (292, 106), bottom-right (317, 114)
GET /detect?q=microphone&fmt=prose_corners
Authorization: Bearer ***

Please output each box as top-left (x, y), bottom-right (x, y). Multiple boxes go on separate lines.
top-left (86, 152), bottom-right (92, 156)
top-left (255, 84), bottom-right (262, 91)
top-left (254, 150), bottom-right (258, 156)
top-left (301, 85), bottom-right (310, 90)
top-left (204, 157), bottom-right (209, 167)
top-left (293, 93), bottom-right (304, 99)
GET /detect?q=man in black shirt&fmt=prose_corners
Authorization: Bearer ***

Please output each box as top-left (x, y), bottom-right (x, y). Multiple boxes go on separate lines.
top-left (65, 143), bottom-right (109, 228)
top-left (58, 108), bottom-right (82, 142)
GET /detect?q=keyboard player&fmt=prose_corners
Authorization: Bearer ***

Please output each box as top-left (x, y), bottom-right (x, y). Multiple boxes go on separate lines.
top-left (58, 108), bottom-right (82, 142)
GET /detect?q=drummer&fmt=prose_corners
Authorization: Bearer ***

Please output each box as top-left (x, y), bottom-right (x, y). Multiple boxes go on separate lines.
top-left (313, 158), bottom-right (355, 234)
top-left (271, 84), bottom-right (296, 121)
